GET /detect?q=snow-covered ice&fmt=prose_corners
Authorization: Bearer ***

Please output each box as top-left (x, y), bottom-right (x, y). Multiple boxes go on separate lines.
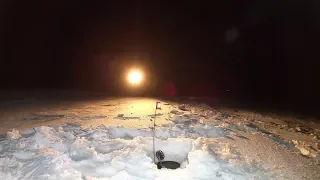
top-left (1, 97), bottom-right (320, 179)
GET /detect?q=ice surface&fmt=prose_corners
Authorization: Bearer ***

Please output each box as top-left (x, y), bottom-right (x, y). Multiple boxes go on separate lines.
top-left (1, 97), bottom-right (319, 179)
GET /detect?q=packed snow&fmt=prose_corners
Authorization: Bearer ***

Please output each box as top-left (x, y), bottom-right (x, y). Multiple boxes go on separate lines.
top-left (1, 97), bottom-right (320, 179)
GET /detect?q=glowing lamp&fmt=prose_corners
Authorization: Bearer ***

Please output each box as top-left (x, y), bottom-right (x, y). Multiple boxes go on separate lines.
top-left (156, 102), bottom-right (161, 110)
top-left (128, 70), bottom-right (142, 85)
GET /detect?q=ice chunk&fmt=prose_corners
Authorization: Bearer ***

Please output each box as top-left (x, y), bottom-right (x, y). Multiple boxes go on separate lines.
top-left (69, 138), bottom-right (97, 161)
top-left (21, 129), bottom-right (36, 138)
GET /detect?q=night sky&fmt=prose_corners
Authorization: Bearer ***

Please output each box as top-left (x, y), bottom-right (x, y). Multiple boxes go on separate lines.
top-left (1, 1), bottom-right (320, 114)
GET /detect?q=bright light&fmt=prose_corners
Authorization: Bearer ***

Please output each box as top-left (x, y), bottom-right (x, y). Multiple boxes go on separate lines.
top-left (156, 102), bottom-right (161, 109)
top-left (128, 70), bottom-right (143, 85)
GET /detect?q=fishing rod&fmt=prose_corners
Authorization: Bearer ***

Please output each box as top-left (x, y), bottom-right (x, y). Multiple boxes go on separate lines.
top-left (153, 102), bottom-right (161, 163)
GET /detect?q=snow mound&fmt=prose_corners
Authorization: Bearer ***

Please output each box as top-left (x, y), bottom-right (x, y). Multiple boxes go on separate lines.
top-left (0, 125), bottom-right (266, 179)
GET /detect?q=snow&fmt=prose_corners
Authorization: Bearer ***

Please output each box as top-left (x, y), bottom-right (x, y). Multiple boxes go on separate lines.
top-left (1, 97), bottom-right (320, 179)
top-left (0, 123), bottom-right (264, 180)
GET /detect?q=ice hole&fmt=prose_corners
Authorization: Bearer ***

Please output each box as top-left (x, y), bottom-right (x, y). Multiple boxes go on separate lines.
top-left (140, 137), bottom-right (193, 169)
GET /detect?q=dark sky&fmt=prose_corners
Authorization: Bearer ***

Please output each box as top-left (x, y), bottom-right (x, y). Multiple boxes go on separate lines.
top-left (1, 0), bottom-right (320, 112)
